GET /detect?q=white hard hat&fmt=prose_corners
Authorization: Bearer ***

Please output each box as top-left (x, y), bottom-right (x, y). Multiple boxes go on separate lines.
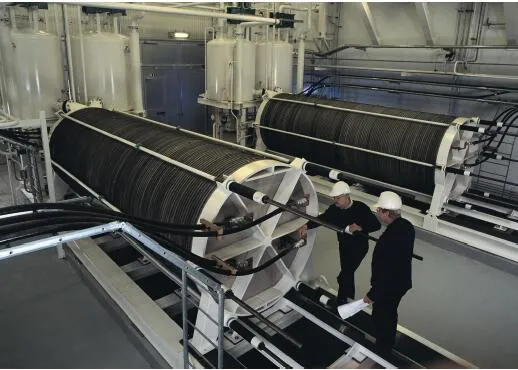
top-left (329, 181), bottom-right (351, 197)
top-left (373, 191), bottom-right (402, 210)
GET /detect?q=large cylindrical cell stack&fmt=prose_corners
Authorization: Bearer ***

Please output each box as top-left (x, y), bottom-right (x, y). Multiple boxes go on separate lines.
top-left (72, 32), bottom-right (131, 111)
top-left (9, 29), bottom-right (64, 119)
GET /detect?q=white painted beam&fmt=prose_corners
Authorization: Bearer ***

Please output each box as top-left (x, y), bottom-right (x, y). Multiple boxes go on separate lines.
top-left (415, 2), bottom-right (435, 45)
top-left (359, 2), bottom-right (380, 45)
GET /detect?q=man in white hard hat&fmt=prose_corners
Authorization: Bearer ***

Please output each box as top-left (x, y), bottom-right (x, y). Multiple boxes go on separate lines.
top-left (307, 181), bottom-right (380, 306)
top-left (363, 191), bottom-right (415, 357)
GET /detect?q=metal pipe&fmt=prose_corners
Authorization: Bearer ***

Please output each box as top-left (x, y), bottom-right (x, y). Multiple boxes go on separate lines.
top-left (9, 7), bottom-right (16, 30)
top-left (52, 160), bottom-right (121, 211)
top-left (317, 82), bottom-right (518, 106)
top-left (269, 96), bottom-right (451, 127)
top-left (61, 113), bottom-right (218, 181)
top-left (310, 62), bottom-right (518, 83)
top-left (113, 14), bottom-right (118, 34)
top-left (453, 60), bottom-right (518, 81)
top-left (77, 6), bottom-right (88, 103)
top-left (32, 9), bottom-right (39, 32)
top-left (39, 111), bottom-right (56, 203)
top-left (0, 221), bottom-right (123, 260)
top-left (217, 289), bottom-right (225, 368)
top-left (296, 36), bottom-right (305, 93)
top-left (255, 124), bottom-right (436, 167)
top-left (182, 270), bottom-right (189, 369)
top-left (226, 291), bottom-right (303, 349)
top-left (228, 319), bottom-right (294, 368)
top-left (129, 20), bottom-right (145, 114)
top-left (314, 71), bottom-right (518, 94)
top-left (315, 43), bottom-right (518, 58)
top-left (76, 2), bottom-right (280, 24)
top-left (116, 110), bottom-right (290, 162)
top-left (62, 5), bottom-right (76, 101)
top-left (96, 13), bottom-right (101, 33)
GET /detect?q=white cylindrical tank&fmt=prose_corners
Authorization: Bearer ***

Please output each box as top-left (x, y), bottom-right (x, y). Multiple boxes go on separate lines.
top-left (72, 32), bottom-right (130, 111)
top-left (206, 37), bottom-right (235, 101)
top-left (255, 40), bottom-right (293, 93)
top-left (271, 41), bottom-right (293, 93)
top-left (233, 37), bottom-right (255, 103)
top-left (0, 23), bottom-right (19, 117)
top-left (254, 40), bottom-right (268, 90)
top-left (9, 29), bottom-right (64, 119)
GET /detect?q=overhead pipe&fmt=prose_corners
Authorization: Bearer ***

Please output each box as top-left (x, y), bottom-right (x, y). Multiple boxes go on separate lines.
top-left (309, 63), bottom-right (518, 83)
top-left (316, 82), bottom-right (518, 106)
top-left (76, 2), bottom-right (281, 25)
top-left (314, 43), bottom-right (518, 58)
top-left (312, 71), bottom-right (518, 94)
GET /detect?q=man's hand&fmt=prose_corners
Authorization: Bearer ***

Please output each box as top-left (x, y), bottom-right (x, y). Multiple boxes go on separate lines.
top-left (363, 295), bottom-right (374, 304)
top-left (348, 223), bottom-right (363, 233)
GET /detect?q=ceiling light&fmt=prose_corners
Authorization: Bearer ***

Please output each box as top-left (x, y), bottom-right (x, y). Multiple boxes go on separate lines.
top-left (173, 31), bottom-right (189, 39)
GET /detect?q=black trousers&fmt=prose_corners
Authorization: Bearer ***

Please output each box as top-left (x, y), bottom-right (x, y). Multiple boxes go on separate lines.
top-left (372, 294), bottom-right (404, 355)
top-left (337, 241), bottom-right (368, 303)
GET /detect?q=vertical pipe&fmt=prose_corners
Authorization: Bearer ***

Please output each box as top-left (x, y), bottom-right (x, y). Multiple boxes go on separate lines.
top-left (62, 5), bottom-right (76, 101)
top-left (96, 13), bottom-right (101, 33)
top-left (40, 110), bottom-right (56, 203)
top-left (43, 8), bottom-right (49, 32)
top-left (113, 15), bottom-right (118, 34)
top-left (296, 36), bottom-right (305, 93)
top-left (265, 24), bottom-right (269, 90)
top-left (129, 20), bottom-right (144, 114)
top-left (182, 270), bottom-right (189, 369)
top-left (32, 9), bottom-right (39, 32)
top-left (217, 288), bottom-right (225, 369)
top-left (78, 6), bottom-right (88, 103)
top-left (5, 148), bottom-right (15, 205)
top-left (9, 8), bottom-right (17, 30)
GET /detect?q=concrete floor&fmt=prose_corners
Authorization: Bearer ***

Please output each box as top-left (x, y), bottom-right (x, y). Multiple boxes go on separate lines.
top-left (0, 161), bottom-right (154, 368)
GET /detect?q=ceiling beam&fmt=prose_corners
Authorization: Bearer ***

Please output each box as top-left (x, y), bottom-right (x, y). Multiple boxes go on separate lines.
top-left (415, 2), bottom-right (435, 45)
top-left (359, 2), bottom-right (381, 45)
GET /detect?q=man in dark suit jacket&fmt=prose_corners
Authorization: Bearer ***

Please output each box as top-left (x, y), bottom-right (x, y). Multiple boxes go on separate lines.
top-left (364, 191), bottom-right (415, 357)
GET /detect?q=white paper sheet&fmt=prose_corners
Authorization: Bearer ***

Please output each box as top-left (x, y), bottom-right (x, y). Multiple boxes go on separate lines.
top-left (337, 299), bottom-right (369, 320)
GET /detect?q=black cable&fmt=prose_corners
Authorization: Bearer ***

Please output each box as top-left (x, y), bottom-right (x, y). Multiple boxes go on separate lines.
top-left (0, 203), bottom-right (285, 237)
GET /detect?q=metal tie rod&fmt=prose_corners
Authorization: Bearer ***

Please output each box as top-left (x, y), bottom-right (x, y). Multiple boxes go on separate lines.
top-left (269, 96), bottom-right (452, 127)
top-left (117, 110), bottom-right (291, 164)
top-left (303, 161), bottom-right (425, 260)
top-left (63, 114), bottom-right (218, 182)
top-left (225, 290), bottom-right (303, 350)
top-left (255, 124), bottom-right (436, 168)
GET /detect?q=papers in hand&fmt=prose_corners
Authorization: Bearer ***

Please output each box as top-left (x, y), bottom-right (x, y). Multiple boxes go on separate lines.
top-left (337, 299), bottom-right (369, 320)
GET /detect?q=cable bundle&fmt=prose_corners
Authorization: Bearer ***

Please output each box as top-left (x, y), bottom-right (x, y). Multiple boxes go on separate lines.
top-left (50, 108), bottom-right (266, 249)
top-left (260, 94), bottom-right (455, 193)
